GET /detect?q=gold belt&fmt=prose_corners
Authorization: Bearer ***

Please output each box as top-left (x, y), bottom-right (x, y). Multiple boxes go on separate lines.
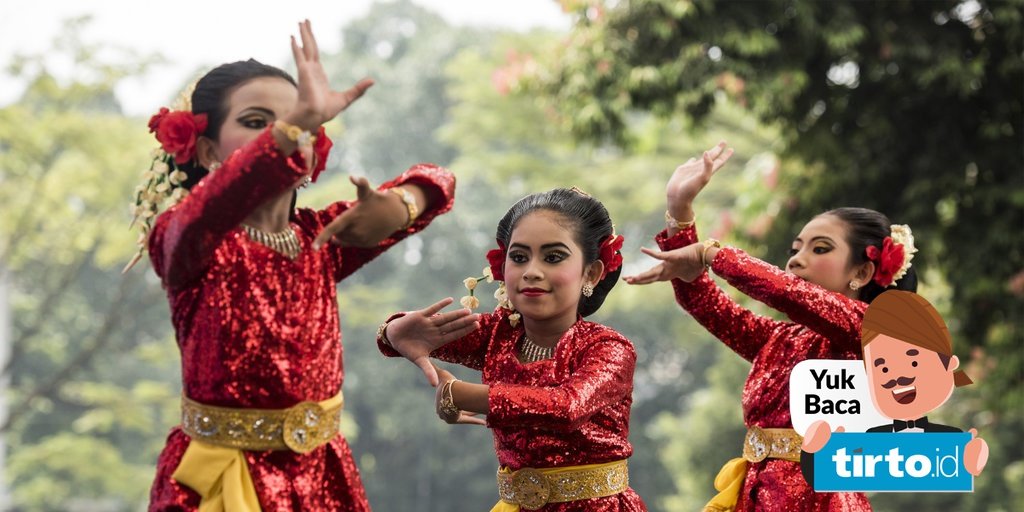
top-left (180, 392), bottom-right (343, 454)
top-left (742, 426), bottom-right (802, 463)
top-left (496, 460), bottom-right (628, 510)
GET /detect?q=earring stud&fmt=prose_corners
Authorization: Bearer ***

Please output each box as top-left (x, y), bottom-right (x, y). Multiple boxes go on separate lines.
top-left (582, 282), bottom-right (594, 297)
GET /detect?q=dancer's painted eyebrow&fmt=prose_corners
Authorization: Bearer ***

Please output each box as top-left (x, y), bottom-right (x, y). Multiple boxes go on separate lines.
top-left (793, 236), bottom-right (834, 244)
top-left (874, 358), bottom-right (886, 367)
top-left (509, 242), bottom-right (572, 252)
top-left (238, 107), bottom-right (275, 117)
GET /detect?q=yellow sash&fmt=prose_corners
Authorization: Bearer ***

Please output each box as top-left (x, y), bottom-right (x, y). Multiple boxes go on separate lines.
top-left (702, 457), bottom-right (748, 512)
top-left (702, 427), bottom-right (802, 511)
top-left (172, 440), bottom-right (261, 512)
top-left (172, 392), bottom-right (344, 512)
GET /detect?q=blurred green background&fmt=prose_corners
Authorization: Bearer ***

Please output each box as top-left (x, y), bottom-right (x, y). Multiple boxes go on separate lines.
top-left (0, 1), bottom-right (1020, 510)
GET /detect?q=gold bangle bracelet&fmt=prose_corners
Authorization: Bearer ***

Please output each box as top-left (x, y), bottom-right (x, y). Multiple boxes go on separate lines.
top-left (389, 187), bottom-right (419, 230)
top-left (274, 120), bottom-right (316, 148)
top-left (665, 210), bottom-right (696, 230)
top-left (438, 379), bottom-right (460, 421)
top-left (376, 319), bottom-right (394, 347)
top-left (700, 238), bottom-right (722, 269)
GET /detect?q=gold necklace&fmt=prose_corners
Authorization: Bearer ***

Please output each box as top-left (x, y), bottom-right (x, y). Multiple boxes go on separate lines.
top-left (518, 333), bottom-right (554, 363)
top-left (243, 224), bottom-right (301, 260)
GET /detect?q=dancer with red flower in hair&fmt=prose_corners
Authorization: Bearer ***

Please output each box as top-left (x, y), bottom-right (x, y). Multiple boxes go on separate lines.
top-left (625, 142), bottom-right (919, 511)
top-left (136, 20), bottom-right (456, 511)
top-left (376, 188), bottom-right (646, 511)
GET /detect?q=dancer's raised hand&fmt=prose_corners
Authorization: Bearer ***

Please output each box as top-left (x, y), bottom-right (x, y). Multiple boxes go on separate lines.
top-left (383, 298), bottom-right (481, 386)
top-left (284, 19), bottom-right (374, 130)
top-left (666, 141), bottom-right (734, 223)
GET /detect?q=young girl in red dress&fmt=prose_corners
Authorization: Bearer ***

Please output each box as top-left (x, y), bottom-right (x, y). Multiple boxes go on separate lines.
top-left (626, 143), bottom-right (918, 512)
top-left (139, 21), bottom-right (456, 511)
top-left (377, 188), bottom-right (647, 511)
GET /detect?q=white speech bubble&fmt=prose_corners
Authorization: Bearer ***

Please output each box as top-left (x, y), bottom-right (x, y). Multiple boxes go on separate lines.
top-left (790, 359), bottom-right (889, 435)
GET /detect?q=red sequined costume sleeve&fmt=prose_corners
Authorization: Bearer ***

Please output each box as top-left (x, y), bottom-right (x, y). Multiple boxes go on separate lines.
top-left (380, 309), bottom-right (647, 511)
top-left (656, 226), bottom-right (871, 512)
top-left (147, 127), bottom-right (455, 512)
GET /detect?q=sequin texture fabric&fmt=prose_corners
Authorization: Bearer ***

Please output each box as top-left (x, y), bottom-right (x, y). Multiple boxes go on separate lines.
top-left (657, 227), bottom-right (871, 511)
top-left (383, 309), bottom-right (647, 511)
top-left (146, 127), bottom-right (455, 511)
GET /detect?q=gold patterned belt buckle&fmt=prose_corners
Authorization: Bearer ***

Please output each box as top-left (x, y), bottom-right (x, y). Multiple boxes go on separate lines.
top-left (742, 426), bottom-right (802, 463)
top-left (496, 460), bottom-right (628, 510)
top-left (283, 400), bottom-right (336, 454)
top-left (507, 468), bottom-right (550, 510)
top-left (181, 392), bottom-right (343, 454)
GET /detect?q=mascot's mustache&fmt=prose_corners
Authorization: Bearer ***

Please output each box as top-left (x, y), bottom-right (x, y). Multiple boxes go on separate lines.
top-left (881, 376), bottom-right (916, 389)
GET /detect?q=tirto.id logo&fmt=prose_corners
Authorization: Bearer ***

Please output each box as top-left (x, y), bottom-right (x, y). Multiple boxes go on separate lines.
top-left (814, 433), bottom-right (973, 492)
top-left (832, 446), bottom-right (960, 478)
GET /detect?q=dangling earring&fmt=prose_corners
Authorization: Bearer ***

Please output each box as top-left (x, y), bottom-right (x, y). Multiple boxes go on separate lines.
top-left (848, 280), bottom-right (861, 291)
top-left (582, 282), bottom-right (594, 297)
top-left (208, 161), bottom-right (221, 172)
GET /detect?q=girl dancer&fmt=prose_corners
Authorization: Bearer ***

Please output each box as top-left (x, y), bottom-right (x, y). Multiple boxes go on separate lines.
top-left (378, 188), bottom-right (646, 511)
top-left (139, 21), bottom-right (455, 511)
top-left (626, 143), bottom-right (917, 511)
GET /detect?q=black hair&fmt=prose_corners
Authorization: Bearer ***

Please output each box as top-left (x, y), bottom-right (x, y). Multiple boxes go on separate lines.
top-left (495, 188), bottom-right (620, 317)
top-left (178, 59), bottom-right (297, 190)
top-left (822, 207), bottom-right (918, 303)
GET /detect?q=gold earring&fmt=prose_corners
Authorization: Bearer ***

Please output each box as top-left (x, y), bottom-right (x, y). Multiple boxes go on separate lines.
top-left (849, 280), bottom-right (861, 291)
top-left (209, 161), bottom-right (221, 172)
top-left (582, 282), bottom-right (594, 297)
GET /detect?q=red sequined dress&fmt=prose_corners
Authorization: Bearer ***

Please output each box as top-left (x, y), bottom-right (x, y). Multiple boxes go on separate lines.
top-left (657, 226), bottom-right (871, 511)
top-left (147, 128), bottom-right (455, 511)
top-left (380, 308), bottom-right (647, 511)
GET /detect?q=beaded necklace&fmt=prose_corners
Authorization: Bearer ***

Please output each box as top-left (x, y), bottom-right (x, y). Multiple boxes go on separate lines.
top-left (243, 224), bottom-right (301, 260)
top-left (518, 333), bottom-right (554, 363)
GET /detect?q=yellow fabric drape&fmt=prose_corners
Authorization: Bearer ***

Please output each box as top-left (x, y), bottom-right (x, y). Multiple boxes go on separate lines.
top-left (490, 460), bottom-right (627, 512)
top-left (172, 439), bottom-right (261, 512)
top-left (490, 499), bottom-right (519, 512)
top-left (171, 392), bottom-right (344, 512)
top-left (702, 457), bottom-right (749, 512)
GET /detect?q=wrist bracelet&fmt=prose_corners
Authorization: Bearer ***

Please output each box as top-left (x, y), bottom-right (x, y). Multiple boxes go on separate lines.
top-left (274, 120), bottom-right (316, 149)
top-left (438, 379), bottom-right (461, 421)
top-left (700, 238), bottom-right (722, 269)
top-left (665, 210), bottom-right (696, 230)
top-left (376, 319), bottom-right (394, 347)
top-left (389, 187), bottom-right (419, 230)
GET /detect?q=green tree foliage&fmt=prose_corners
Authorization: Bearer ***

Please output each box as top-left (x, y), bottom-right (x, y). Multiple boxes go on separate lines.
top-left (537, 1), bottom-right (1023, 509)
top-left (1, 17), bottom-right (180, 511)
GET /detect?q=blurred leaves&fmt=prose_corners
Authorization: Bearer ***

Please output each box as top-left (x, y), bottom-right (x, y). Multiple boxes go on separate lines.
top-left (3, 3), bottom-right (1021, 511)
top-left (1, 16), bottom-right (178, 512)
